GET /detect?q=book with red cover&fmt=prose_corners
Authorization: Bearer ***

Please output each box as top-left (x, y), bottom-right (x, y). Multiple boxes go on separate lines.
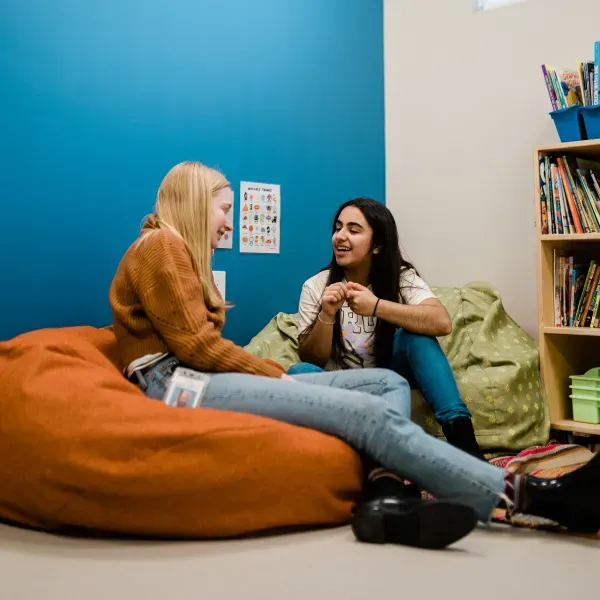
top-left (557, 157), bottom-right (583, 233)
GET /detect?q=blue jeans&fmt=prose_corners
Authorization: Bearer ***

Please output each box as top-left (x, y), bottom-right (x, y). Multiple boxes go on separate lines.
top-left (138, 356), bottom-right (505, 522)
top-left (290, 329), bottom-right (471, 424)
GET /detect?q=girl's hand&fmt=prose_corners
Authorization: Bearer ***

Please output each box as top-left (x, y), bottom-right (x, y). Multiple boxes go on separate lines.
top-left (347, 282), bottom-right (378, 317)
top-left (280, 374), bottom-right (296, 382)
top-left (321, 282), bottom-right (348, 317)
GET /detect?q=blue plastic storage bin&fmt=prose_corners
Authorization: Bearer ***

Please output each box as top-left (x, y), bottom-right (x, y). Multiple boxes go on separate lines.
top-left (550, 105), bottom-right (587, 142)
top-left (581, 105), bottom-right (600, 140)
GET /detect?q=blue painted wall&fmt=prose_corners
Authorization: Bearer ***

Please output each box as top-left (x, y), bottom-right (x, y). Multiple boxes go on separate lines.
top-left (0, 0), bottom-right (384, 345)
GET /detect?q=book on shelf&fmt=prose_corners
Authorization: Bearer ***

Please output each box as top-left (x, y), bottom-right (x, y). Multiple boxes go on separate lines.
top-left (541, 65), bottom-right (586, 108)
top-left (541, 42), bottom-right (600, 109)
top-left (570, 260), bottom-right (586, 326)
top-left (540, 155), bottom-right (600, 235)
top-left (554, 253), bottom-right (600, 329)
top-left (595, 41), bottom-right (600, 105)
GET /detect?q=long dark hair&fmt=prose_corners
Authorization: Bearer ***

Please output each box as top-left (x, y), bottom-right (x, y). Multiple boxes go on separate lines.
top-left (302, 198), bottom-right (417, 368)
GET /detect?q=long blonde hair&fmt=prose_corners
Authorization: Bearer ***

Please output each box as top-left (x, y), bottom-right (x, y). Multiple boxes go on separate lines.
top-left (152, 161), bottom-right (230, 310)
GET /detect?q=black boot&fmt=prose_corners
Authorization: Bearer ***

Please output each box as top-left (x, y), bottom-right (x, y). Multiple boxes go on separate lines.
top-left (442, 417), bottom-right (486, 461)
top-left (352, 494), bottom-right (478, 550)
top-left (353, 474), bottom-right (477, 550)
top-left (522, 451), bottom-right (600, 533)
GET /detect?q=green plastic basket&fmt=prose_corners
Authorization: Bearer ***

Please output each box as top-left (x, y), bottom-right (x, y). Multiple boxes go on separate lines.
top-left (569, 367), bottom-right (600, 390)
top-left (571, 394), bottom-right (600, 424)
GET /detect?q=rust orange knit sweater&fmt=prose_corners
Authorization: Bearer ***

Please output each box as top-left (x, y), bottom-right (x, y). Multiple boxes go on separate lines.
top-left (109, 218), bottom-right (285, 378)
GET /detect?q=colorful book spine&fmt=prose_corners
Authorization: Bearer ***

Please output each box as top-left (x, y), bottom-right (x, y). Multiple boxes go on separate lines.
top-left (545, 156), bottom-right (552, 211)
top-left (589, 280), bottom-right (600, 327)
top-left (594, 41), bottom-right (600, 105)
top-left (554, 250), bottom-right (561, 326)
top-left (544, 158), bottom-right (555, 234)
top-left (566, 257), bottom-right (573, 324)
top-left (562, 256), bottom-right (570, 325)
top-left (576, 183), bottom-right (598, 232)
top-left (539, 159), bottom-right (549, 234)
top-left (578, 170), bottom-right (600, 231)
top-left (583, 62), bottom-right (590, 106)
top-left (551, 69), bottom-right (567, 108)
top-left (571, 263), bottom-right (585, 326)
top-left (575, 262), bottom-right (596, 326)
top-left (578, 62), bottom-right (587, 107)
top-left (550, 161), bottom-right (560, 233)
top-left (591, 171), bottom-right (600, 199)
top-left (559, 255), bottom-right (566, 326)
top-left (540, 194), bottom-right (549, 234)
top-left (557, 172), bottom-right (571, 234)
top-left (565, 163), bottom-right (592, 232)
top-left (566, 157), bottom-right (594, 231)
top-left (587, 172), bottom-right (600, 213)
top-left (594, 289), bottom-right (600, 327)
top-left (594, 305), bottom-right (600, 328)
top-left (583, 271), bottom-right (600, 327)
top-left (557, 158), bottom-right (583, 233)
top-left (542, 65), bottom-right (559, 110)
top-left (554, 176), bottom-right (565, 234)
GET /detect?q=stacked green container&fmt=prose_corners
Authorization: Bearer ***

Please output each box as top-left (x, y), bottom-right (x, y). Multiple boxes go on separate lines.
top-left (570, 367), bottom-right (600, 424)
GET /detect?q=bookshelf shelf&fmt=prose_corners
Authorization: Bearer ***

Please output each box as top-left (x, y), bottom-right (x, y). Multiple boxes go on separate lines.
top-left (536, 139), bottom-right (600, 155)
top-left (541, 233), bottom-right (600, 242)
top-left (543, 326), bottom-right (600, 336)
top-left (551, 420), bottom-right (600, 435)
top-left (536, 140), bottom-right (600, 434)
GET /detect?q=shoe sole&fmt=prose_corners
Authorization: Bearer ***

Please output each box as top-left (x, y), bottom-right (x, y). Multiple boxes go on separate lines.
top-left (352, 501), bottom-right (478, 550)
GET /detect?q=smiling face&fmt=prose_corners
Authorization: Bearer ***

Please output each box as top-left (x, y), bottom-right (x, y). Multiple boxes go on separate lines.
top-left (332, 206), bottom-right (375, 270)
top-left (210, 186), bottom-right (233, 249)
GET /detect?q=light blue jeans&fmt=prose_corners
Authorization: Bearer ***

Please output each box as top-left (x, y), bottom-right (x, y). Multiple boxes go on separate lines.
top-left (290, 328), bottom-right (471, 424)
top-left (138, 356), bottom-right (505, 522)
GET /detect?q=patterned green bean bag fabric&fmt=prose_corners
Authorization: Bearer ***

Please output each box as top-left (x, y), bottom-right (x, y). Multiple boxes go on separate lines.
top-left (245, 282), bottom-right (550, 452)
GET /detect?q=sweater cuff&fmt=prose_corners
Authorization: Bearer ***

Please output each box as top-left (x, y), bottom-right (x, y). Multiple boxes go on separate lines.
top-left (262, 359), bottom-right (286, 378)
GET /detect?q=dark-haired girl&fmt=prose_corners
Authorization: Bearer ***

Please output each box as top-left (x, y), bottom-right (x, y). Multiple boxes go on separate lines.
top-left (291, 198), bottom-right (483, 459)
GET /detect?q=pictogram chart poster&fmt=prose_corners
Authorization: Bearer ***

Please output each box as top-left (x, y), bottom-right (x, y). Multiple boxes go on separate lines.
top-left (239, 182), bottom-right (280, 254)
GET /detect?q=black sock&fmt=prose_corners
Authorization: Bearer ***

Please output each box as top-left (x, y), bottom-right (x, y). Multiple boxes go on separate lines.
top-left (366, 468), bottom-right (416, 498)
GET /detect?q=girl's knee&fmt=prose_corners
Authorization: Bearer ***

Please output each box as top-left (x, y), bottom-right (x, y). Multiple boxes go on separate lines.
top-left (378, 369), bottom-right (410, 392)
top-left (401, 330), bottom-right (431, 343)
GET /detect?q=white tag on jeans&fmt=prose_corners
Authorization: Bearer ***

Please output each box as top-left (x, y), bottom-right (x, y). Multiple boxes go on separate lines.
top-left (163, 367), bottom-right (211, 408)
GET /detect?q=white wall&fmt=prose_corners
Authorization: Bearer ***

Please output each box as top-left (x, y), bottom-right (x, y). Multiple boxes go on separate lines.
top-left (384, 0), bottom-right (600, 335)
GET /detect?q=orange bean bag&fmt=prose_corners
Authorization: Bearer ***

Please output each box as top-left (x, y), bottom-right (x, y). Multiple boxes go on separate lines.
top-left (0, 326), bottom-right (362, 537)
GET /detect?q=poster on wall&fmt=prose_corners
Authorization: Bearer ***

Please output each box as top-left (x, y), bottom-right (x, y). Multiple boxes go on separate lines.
top-left (239, 182), bottom-right (280, 254)
top-left (216, 192), bottom-right (234, 249)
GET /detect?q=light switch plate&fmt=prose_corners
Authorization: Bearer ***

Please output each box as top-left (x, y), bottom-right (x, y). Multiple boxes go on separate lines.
top-left (213, 271), bottom-right (226, 300)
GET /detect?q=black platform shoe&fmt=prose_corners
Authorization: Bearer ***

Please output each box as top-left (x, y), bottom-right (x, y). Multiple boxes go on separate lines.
top-left (523, 451), bottom-right (600, 533)
top-left (442, 417), bottom-right (486, 461)
top-left (352, 496), bottom-right (478, 550)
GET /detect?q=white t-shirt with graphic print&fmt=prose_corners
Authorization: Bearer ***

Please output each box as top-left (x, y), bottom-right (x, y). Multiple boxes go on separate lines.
top-left (297, 269), bottom-right (436, 371)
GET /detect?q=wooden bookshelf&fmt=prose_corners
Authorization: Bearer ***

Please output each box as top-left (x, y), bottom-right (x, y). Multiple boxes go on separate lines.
top-left (536, 139), bottom-right (600, 436)
top-left (543, 326), bottom-right (600, 337)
